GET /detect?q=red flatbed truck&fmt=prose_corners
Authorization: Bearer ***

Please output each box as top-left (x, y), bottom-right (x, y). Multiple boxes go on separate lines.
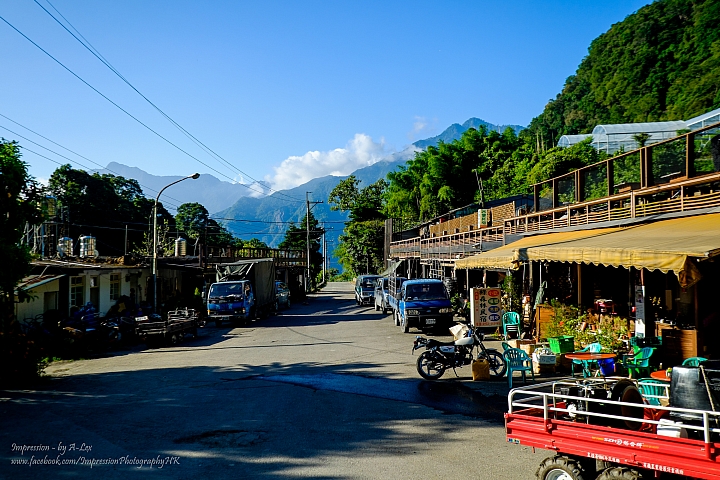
top-left (505, 378), bottom-right (720, 479)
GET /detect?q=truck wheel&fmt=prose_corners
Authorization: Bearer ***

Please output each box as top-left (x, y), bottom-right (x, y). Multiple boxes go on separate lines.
top-left (609, 380), bottom-right (644, 430)
top-left (394, 310), bottom-right (400, 326)
top-left (416, 352), bottom-right (446, 380)
top-left (536, 455), bottom-right (587, 480)
top-left (401, 314), bottom-right (409, 333)
top-left (595, 467), bottom-right (643, 480)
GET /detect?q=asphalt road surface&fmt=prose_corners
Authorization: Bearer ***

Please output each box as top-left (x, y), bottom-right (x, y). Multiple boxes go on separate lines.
top-left (1, 282), bottom-right (545, 479)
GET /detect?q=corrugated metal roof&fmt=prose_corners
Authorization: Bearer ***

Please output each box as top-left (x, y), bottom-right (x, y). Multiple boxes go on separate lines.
top-left (592, 121), bottom-right (687, 136)
top-left (17, 275), bottom-right (65, 291)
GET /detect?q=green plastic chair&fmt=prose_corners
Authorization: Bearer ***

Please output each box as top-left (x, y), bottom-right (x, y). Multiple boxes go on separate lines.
top-left (502, 312), bottom-right (521, 340)
top-left (637, 378), bottom-right (670, 406)
top-left (571, 342), bottom-right (602, 377)
top-left (682, 357), bottom-right (708, 366)
top-left (501, 341), bottom-right (511, 351)
top-left (503, 347), bottom-right (535, 389)
top-left (620, 347), bottom-right (655, 378)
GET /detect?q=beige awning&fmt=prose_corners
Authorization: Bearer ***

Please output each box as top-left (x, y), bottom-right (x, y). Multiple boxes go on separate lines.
top-left (455, 227), bottom-right (622, 270)
top-left (522, 213), bottom-right (720, 286)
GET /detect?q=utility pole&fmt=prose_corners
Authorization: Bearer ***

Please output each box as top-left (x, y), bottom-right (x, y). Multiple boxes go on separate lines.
top-left (305, 192), bottom-right (323, 292)
top-left (322, 222), bottom-right (326, 284)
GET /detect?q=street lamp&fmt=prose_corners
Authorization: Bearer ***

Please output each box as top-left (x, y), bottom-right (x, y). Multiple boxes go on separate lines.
top-left (153, 172), bottom-right (199, 314)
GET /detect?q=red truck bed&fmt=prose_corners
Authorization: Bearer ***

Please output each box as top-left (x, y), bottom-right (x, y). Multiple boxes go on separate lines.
top-left (505, 379), bottom-right (720, 479)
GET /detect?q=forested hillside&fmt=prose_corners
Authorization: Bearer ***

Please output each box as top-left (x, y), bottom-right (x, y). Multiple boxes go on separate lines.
top-left (382, 0), bottom-right (720, 224)
top-left (527, 0), bottom-right (720, 145)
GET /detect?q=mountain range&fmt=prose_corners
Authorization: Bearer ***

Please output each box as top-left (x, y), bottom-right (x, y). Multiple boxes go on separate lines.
top-left (103, 117), bottom-right (525, 268)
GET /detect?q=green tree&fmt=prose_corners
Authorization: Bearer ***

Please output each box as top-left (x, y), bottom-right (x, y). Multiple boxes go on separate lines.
top-left (278, 211), bottom-right (324, 289)
top-left (329, 176), bottom-right (386, 276)
top-left (0, 141), bottom-right (44, 384)
top-left (244, 238), bottom-right (269, 248)
top-left (48, 165), bottom-right (160, 255)
top-left (174, 203), bottom-right (209, 240)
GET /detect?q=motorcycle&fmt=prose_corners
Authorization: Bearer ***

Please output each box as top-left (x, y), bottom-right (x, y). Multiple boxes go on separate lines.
top-left (412, 324), bottom-right (507, 380)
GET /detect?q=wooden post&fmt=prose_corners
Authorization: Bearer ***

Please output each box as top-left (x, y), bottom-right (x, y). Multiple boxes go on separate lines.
top-left (686, 133), bottom-right (695, 178)
top-left (606, 159), bottom-right (614, 196)
top-left (575, 170), bottom-right (583, 203)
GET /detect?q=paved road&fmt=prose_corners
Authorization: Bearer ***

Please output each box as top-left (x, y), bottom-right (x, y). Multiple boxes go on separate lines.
top-left (1, 282), bottom-right (544, 479)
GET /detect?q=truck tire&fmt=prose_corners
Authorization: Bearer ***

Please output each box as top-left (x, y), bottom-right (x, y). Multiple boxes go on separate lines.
top-left (536, 455), bottom-right (587, 480)
top-left (401, 314), bottom-right (409, 333)
top-left (394, 310), bottom-right (400, 326)
top-left (609, 380), bottom-right (644, 430)
top-left (595, 467), bottom-right (643, 480)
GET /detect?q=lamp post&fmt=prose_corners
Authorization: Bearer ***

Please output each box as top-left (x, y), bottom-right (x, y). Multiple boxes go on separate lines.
top-left (153, 173), bottom-right (199, 314)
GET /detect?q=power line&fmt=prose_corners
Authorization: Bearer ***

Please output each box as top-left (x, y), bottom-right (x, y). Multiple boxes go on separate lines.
top-left (0, 13), bottom-right (299, 204)
top-left (1, 123), bottom-right (184, 211)
top-left (32, 0), bottom-right (303, 204)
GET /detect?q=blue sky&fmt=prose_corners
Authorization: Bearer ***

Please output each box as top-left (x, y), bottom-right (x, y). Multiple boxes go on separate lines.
top-left (2, 0), bottom-right (650, 194)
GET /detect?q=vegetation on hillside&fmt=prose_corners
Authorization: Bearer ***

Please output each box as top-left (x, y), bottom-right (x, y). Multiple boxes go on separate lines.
top-left (333, 0), bottom-right (720, 274)
top-left (526, 0), bottom-right (720, 147)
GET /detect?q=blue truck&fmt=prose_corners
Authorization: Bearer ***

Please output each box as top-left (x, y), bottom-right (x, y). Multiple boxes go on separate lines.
top-left (206, 259), bottom-right (276, 326)
top-left (397, 278), bottom-right (454, 333)
top-left (387, 275), bottom-right (407, 324)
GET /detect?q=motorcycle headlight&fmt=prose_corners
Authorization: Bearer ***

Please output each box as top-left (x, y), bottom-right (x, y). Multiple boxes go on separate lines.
top-left (406, 309), bottom-right (420, 315)
top-left (439, 308), bottom-right (453, 314)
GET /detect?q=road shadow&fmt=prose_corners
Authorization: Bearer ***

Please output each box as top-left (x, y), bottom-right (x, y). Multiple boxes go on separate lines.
top-left (1, 360), bottom-right (508, 479)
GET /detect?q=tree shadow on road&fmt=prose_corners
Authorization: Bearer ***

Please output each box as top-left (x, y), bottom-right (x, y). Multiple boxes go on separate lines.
top-left (0, 359), bottom-right (511, 479)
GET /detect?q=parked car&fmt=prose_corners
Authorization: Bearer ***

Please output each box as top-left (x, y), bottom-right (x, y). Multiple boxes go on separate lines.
top-left (374, 277), bottom-right (390, 313)
top-left (275, 281), bottom-right (290, 309)
top-left (355, 275), bottom-right (382, 306)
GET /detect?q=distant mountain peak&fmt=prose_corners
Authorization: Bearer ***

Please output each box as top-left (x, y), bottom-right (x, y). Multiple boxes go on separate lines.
top-left (412, 118), bottom-right (525, 150)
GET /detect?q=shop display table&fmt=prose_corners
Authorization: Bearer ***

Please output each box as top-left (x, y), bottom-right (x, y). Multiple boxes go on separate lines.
top-left (650, 369), bottom-right (671, 381)
top-left (564, 352), bottom-right (616, 377)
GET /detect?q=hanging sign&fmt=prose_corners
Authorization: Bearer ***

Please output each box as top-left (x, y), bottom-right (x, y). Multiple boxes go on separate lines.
top-left (635, 285), bottom-right (646, 338)
top-left (470, 287), bottom-right (503, 327)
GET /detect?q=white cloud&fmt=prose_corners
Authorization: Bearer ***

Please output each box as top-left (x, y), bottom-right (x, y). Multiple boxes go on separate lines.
top-left (407, 116), bottom-right (437, 141)
top-left (245, 181), bottom-right (271, 198)
top-left (267, 134), bottom-right (390, 191)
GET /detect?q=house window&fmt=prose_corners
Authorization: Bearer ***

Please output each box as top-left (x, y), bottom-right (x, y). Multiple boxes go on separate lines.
top-left (109, 274), bottom-right (120, 301)
top-left (70, 276), bottom-right (84, 308)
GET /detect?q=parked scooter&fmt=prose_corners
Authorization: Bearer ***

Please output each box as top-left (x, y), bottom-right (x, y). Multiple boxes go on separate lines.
top-left (412, 324), bottom-right (507, 380)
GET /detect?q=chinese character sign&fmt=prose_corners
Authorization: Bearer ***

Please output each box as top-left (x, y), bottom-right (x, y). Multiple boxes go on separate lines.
top-left (470, 288), bottom-right (503, 327)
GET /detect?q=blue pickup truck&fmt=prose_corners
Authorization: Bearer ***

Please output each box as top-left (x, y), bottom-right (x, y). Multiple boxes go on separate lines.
top-left (397, 279), bottom-right (453, 333)
top-left (387, 275), bottom-right (407, 324)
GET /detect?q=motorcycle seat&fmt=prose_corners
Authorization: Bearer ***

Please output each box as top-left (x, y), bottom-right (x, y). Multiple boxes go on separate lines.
top-left (426, 339), bottom-right (458, 348)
